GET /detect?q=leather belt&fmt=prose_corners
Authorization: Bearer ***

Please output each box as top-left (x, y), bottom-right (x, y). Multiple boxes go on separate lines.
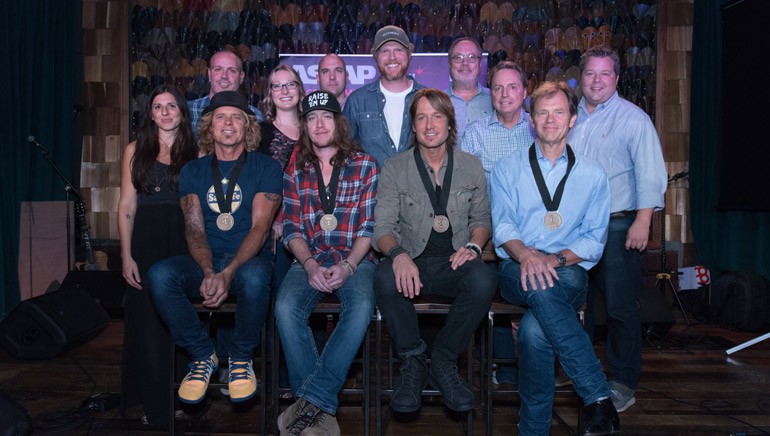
top-left (610, 210), bottom-right (636, 219)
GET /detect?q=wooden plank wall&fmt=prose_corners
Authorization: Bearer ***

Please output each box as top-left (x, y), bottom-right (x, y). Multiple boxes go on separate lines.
top-left (79, 0), bottom-right (696, 270)
top-left (81, 0), bottom-right (128, 241)
top-left (658, 0), bottom-right (695, 265)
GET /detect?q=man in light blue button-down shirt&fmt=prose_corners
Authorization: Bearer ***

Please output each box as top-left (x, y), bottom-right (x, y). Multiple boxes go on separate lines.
top-left (567, 46), bottom-right (667, 414)
top-left (458, 59), bottom-right (534, 388)
top-left (492, 81), bottom-right (618, 435)
top-left (445, 38), bottom-right (493, 140)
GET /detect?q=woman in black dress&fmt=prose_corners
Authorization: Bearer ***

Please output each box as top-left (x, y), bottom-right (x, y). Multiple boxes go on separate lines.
top-left (117, 84), bottom-right (198, 426)
top-left (258, 64), bottom-right (306, 396)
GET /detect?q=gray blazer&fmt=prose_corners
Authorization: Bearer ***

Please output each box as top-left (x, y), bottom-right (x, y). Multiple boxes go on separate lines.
top-left (373, 147), bottom-right (491, 257)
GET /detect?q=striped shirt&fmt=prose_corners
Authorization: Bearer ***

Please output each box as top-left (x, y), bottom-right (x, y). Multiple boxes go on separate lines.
top-left (460, 111), bottom-right (535, 183)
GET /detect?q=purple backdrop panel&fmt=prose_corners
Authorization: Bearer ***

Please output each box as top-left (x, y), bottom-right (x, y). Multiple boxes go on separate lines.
top-left (280, 53), bottom-right (489, 97)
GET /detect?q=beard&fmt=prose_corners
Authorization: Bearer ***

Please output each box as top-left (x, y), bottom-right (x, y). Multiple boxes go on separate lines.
top-left (379, 62), bottom-right (409, 82)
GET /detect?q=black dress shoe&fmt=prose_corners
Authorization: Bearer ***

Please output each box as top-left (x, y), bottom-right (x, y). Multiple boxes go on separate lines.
top-left (581, 398), bottom-right (619, 435)
top-left (390, 354), bottom-right (428, 413)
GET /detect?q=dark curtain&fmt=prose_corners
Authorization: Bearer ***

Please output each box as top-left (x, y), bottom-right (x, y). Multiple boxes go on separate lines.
top-left (690, 0), bottom-right (770, 278)
top-left (0, 1), bottom-right (82, 317)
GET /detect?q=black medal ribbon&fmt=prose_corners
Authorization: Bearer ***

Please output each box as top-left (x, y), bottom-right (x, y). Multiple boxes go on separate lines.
top-left (312, 162), bottom-right (341, 215)
top-left (211, 150), bottom-right (247, 214)
top-left (413, 147), bottom-right (453, 216)
top-left (528, 143), bottom-right (575, 211)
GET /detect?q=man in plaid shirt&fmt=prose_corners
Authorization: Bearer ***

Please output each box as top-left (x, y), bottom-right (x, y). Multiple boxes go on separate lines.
top-left (275, 90), bottom-right (379, 436)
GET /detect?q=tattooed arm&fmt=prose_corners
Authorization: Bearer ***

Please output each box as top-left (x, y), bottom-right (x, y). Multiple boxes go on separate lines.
top-left (181, 193), bottom-right (213, 270)
top-left (180, 194), bottom-right (220, 306)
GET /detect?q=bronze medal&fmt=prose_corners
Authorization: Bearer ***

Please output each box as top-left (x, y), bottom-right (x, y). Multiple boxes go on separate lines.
top-left (544, 211), bottom-right (563, 230)
top-left (320, 214), bottom-right (338, 231)
top-left (432, 215), bottom-right (450, 233)
top-left (529, 145), bottom-right (576, 232)
top-left (216, 213), bottom-right (234, 231)
top-left (211, 151), bottom-right (247, 233)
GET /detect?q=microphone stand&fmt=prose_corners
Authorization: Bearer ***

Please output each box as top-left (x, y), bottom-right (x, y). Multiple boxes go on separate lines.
top-left (28, 137), bottom-right (81, 271)
top-left (651, 172), bottom-right (691, 327)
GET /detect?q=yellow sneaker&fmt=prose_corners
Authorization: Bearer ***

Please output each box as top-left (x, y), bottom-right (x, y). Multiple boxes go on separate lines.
top-left (178, 353), bottom-right (218, 404)
top-left (228, 358), bottom-right (257, 402)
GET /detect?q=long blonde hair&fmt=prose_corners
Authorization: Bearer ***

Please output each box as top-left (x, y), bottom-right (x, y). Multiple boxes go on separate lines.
top-left (197, 111), bottom-right (261, 155)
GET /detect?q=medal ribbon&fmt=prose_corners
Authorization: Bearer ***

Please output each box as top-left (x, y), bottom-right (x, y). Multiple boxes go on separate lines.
top-left (211, 150), bottom-right (247, 214)
top-left (528, 143), bottom-right (575, 211)
top-left (413, 147), bottom-right (453, 216)
top-left (312, 162), bottom-right (341, 215)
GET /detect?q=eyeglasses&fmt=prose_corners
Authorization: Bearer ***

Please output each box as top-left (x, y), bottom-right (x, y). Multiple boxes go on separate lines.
top-left (450, 54), bottom-right (480, 64)
top-left (270, 81), bottom-right (299, 92)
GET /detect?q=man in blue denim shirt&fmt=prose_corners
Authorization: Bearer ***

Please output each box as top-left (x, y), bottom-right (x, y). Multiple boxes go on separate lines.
top-left (343, 25), bottom-right (426, 164)
top-left (492, 81), bottom-right (618, 435)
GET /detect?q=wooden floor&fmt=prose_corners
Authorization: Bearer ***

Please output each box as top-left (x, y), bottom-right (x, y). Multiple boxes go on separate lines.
top-left (2, 310), bottom-right (770, 435)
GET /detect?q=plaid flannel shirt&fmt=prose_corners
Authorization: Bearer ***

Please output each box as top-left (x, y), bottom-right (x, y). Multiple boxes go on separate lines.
top-left (282, 152), bottom-right (379, 266)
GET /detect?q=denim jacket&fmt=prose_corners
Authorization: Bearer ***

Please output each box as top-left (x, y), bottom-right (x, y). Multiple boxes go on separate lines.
top-left (373, 147), bottom-right (491, 257)
top-left (343, 76), bottom-right (427, 165)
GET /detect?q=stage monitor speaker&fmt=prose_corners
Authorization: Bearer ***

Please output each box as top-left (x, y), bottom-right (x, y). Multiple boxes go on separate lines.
top-left (0, 390), bottom-right (31, 436)
top-left (0, 288), bottom-right (109, 359)
top-left (61, 270), bottom-right (126, 318)
top-left (592, 286), bottom-right (675, 339)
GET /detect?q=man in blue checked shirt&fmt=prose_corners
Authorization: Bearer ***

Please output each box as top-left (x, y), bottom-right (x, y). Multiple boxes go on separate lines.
top-left (275, 91), bottom-right (379, 436)
top-left (460, 61), bottom-right (535, 183)
top-left (188, 50), bottom-right (263, 142)
top-left (492, 81), bottom-right (618, 436)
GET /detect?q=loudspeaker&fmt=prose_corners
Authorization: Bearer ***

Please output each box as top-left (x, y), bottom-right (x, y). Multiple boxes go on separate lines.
top-left (592, 286), bottom-right (675, 339)
top-left (0, 288), bottom-right (109, 359)
top-left (0, 390), bottom-right (31, 436)
top-left (61, 270), bottom-right (126, 318)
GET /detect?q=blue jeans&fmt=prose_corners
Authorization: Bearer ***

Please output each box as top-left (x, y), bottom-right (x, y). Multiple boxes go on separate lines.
top-left (148, 254), bottom-right (273, 361)
top-left (499, 260), bottom-right (610, 436)
top-left (586, 214), bottom-right (642, 392)
top-left (274, 260), bottom-right (375, 414)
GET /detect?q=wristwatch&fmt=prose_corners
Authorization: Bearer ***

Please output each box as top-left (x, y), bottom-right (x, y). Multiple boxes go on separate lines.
top-left (554, 251), bottom-right (567, 268)
top-left (465, 242), bottom-right (482, 257)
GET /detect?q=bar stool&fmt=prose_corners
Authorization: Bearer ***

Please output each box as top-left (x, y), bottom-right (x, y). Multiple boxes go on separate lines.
top-left (169, 300), bottom-right (269, 435)
top-left (374, 295), bottom-right (478, 436)
top-left (271, 294), bottom-right (374, 436)
top-left (479, 296), bottom-right (586, 436)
